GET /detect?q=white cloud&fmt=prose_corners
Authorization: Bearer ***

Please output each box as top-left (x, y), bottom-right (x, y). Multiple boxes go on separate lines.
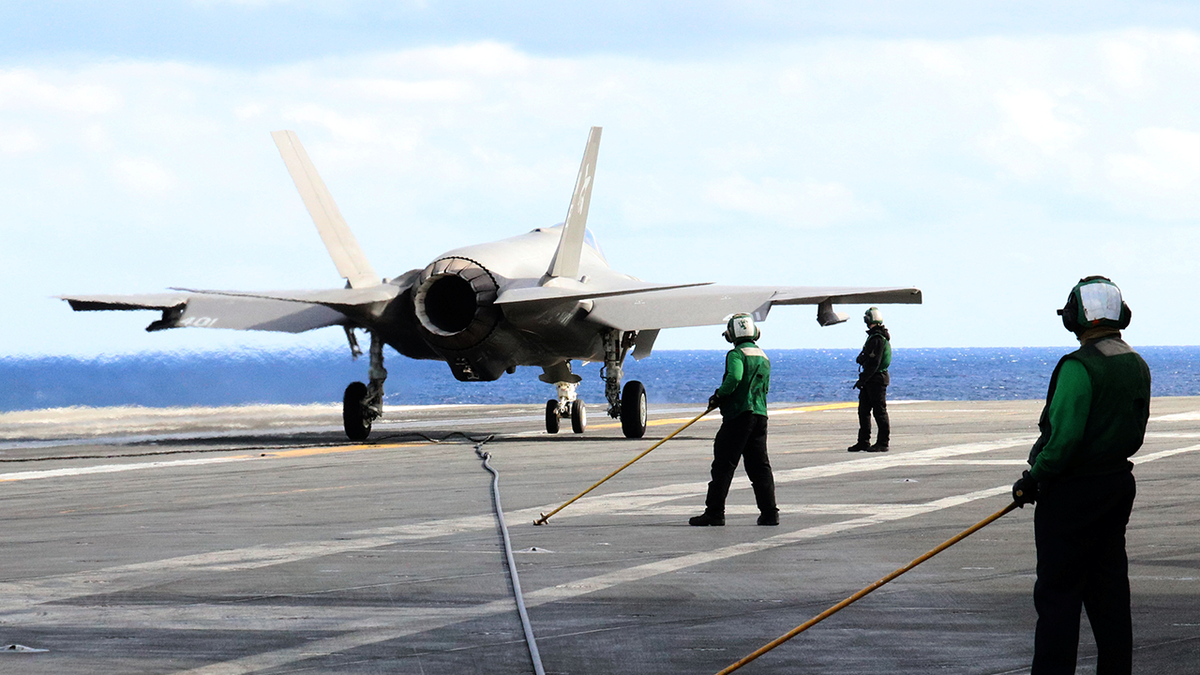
top-left (350, 78), bottom-right (472, 102)
top-left (705, 175), bottom-right (880, 227)
top-left (281, 104), bottom-right (383, 144)
top-left (0, 69), bottom-right (121, 114)
top-left (112, 157), bottom-right (178, 193)
top-left (1106, 127), bottom-right (1200, 217)
top-left (0, 127), bottom-right (39, 153)
top-left (982, 88), bottom-right (1086, 179)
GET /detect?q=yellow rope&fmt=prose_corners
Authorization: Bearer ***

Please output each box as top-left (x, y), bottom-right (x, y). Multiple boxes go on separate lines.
top-left (715, 500), bottom-right (1020, 674)
top-left (534, 406), bottom-right (716, 526)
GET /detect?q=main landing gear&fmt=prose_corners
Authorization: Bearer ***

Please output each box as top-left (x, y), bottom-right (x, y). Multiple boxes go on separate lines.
top-left (342, 328), bottom-right (386, 441)
top-left (541, 330), bottom-right (648, 439)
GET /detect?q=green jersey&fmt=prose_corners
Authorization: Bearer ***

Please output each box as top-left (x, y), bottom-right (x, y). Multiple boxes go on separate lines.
top-left (1028, 337), bottom-right (1151, 480)
top-left (716, 340), bottom-right (771, 417)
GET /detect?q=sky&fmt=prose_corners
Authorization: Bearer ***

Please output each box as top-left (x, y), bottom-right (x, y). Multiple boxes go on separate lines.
top-left (3, 1), bottom-right (1200, 357)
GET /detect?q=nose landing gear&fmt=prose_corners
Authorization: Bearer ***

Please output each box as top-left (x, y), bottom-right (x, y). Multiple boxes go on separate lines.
top-left (544, 379), bottom-right (586, 434)
top-left (541, 331), bottom-right (649, 438)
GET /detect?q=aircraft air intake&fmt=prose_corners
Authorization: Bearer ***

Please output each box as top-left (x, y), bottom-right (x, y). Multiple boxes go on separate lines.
top-left (413, 256), bottom-right (501, 351)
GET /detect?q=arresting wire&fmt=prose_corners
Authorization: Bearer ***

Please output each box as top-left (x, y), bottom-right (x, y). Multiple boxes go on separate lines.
top-left (474, 437), bottom-right (546, 675)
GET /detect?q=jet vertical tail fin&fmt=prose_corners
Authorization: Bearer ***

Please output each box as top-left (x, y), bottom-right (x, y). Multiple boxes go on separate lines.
top-left (546, 126), bottom-right (602, 281)
top-left (271, 130), bottom-right (380, 289)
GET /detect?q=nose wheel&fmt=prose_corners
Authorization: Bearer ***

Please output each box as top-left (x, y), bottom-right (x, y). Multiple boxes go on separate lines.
top-left (546, 398), bottom-right (587, 434)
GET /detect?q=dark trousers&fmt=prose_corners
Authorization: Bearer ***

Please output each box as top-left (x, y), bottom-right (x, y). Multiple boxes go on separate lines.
top-left (857, 380), bottom-right (889, 445)
top-left (1032, 469), bottom-right (1136, 675)
top-left (705, 413), bottom-right (776, 517)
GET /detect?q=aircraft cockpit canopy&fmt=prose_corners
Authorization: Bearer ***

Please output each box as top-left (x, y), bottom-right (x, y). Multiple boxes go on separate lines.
top-left (533, 224), bottom-right (607, 263)
top-left (583, 228), bottom-right (607, 263)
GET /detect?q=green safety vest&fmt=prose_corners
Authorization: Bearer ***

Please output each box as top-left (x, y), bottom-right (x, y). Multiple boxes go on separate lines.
top-left (1028, 337), bottom-right (1151, 479)
top-left (716, 340), bottom-right (771, 417)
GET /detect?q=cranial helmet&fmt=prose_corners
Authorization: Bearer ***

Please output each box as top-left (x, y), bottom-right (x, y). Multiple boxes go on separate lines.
top-left (864, 307), bottom-right (883, 326)
top-left (1058, 276), bottom-right (1131, 333)
top-left (723, 313), bottom-right (760, 343)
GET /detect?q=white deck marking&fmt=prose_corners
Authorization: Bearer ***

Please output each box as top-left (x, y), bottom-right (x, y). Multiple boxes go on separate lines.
top-left (0, 455), bottom-right (260, 482)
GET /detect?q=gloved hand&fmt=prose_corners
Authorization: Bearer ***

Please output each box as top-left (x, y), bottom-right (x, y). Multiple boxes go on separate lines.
top-left (1012, 470), bottom-right (1038, 507)
top-left (708, 392), bottom-right (721, 410)
top-left (852, 380), bottom-right (863, 390)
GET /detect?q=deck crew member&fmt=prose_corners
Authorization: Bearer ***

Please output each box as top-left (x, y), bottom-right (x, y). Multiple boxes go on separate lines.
top-left (1011, 276), bottom-right (1151, 675)
top-left (690, 313), bottom-right (779, 527)
top-left (848, 307), bottom-right (891, 452)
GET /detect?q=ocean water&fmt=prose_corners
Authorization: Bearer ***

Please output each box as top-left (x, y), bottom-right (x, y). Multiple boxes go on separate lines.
top-left (1, 346), bottom-right (1198, 413)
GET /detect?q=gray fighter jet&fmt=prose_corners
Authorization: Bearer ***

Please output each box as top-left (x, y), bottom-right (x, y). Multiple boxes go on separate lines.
top-left (62, 128), bottom-right (921, 440)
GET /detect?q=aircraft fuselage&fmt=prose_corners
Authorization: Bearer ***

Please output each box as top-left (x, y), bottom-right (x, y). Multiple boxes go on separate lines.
top-left (375, 225), bottom-right (628, 381)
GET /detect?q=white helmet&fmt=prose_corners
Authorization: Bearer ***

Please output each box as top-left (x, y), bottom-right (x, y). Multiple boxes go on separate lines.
top-left (723, 313), bottom-right (760, 343)
top-left (864, 307), bottom-right (883, 326)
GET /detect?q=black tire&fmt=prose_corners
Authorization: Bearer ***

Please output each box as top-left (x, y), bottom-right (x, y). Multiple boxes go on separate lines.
top-left (545, 400), bottom-right (560, 434)
top-left (343, 381), bottom-right (372, 441)
top-left (621, 380), bottom-right (648, 439)
top-left (571, 399), bottom-right (587, 434)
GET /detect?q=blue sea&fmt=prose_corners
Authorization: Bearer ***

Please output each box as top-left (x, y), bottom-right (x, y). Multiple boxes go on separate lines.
top-left (2, 347), bottom-right (1198, 413)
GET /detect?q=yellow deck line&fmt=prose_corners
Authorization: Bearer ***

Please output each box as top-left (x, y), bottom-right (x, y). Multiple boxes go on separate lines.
top-left (261, 442), bottom-right (426, 458)
top-left (589, 401), bottom-right (857, 431)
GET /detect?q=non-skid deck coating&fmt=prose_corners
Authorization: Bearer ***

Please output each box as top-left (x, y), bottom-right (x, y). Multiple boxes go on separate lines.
top-left (0, 398), bottom-right (1197, 674)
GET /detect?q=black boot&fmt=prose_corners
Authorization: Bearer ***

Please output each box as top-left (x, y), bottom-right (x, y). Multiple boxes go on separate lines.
top-left (866, 443), bottom-right (889, 452)
top-left (689, 512), bottom-right (725, 526)
top-left (847, 442), bottom-right (870, 452)
top-left (757, 510), bottom-right (779, 526)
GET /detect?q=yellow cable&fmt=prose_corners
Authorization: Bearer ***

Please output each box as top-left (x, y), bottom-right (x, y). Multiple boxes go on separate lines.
top-left (534, 406), bottom-right (715, 526)
top-left (715, 500), bottom-right (1020, 674)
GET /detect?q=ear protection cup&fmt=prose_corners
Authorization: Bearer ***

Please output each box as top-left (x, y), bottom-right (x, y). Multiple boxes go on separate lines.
top-left (1058, 290), bottom-right (1081, 333)
top-left (1115, 302), bottom-right (1131, 330)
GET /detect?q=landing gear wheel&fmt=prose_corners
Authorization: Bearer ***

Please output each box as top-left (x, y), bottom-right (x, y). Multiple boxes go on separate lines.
top-left (343, 381), bottom-right (372, 441)
top-left (571, 399), bottom-right (587, 434)
top-left (620, 380), bottom-right (648, 439)
top-left (545, 400), bottom-right (561, 434)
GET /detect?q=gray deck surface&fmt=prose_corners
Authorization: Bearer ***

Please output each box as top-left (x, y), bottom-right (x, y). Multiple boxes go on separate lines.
top-left (0, 397), bottom-right (1197, 674)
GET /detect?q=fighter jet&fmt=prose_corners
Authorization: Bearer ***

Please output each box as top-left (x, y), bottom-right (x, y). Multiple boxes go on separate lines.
top-left (61, 128), bottom-right (921, 441)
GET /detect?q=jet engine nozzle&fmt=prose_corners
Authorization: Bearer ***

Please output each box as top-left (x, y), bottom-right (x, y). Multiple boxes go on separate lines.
top-left (413, 256), bottom-right (500, 350)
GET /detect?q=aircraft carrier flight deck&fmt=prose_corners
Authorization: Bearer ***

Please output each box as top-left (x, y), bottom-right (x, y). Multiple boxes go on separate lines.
top-left (0, 398), bottom-right (1197, 674)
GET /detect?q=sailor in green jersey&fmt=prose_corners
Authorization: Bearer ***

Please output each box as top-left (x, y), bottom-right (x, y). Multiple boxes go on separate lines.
top-left (1011, 276), bottom-right (1150, 675)
top-left (689, 313), bottom-right (778, 527)
top-left (848, 307), bottom-right (892, 452)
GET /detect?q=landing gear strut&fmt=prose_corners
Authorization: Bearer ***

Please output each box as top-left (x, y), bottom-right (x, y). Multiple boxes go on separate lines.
top-left (603, 330), bottom-right (647, 439)
top-left (343, 330), bottom-right (386, 441)
top-left (540, 331), bottom-right (647, 438)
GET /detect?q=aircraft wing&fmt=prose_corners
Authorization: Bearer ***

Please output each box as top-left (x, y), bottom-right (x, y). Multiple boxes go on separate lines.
top-left (583, 285), bottom-right (922, 331)
top-left (494, 281), bottom-right (710, 306)
top-left (172, 285), bottom-right (400, 310)
top-left (59, 289), bottom-right (368, 333)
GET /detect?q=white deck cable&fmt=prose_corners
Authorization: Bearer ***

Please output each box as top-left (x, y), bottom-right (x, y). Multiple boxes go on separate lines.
top-left (475, 440), bottom-right (546, 675)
